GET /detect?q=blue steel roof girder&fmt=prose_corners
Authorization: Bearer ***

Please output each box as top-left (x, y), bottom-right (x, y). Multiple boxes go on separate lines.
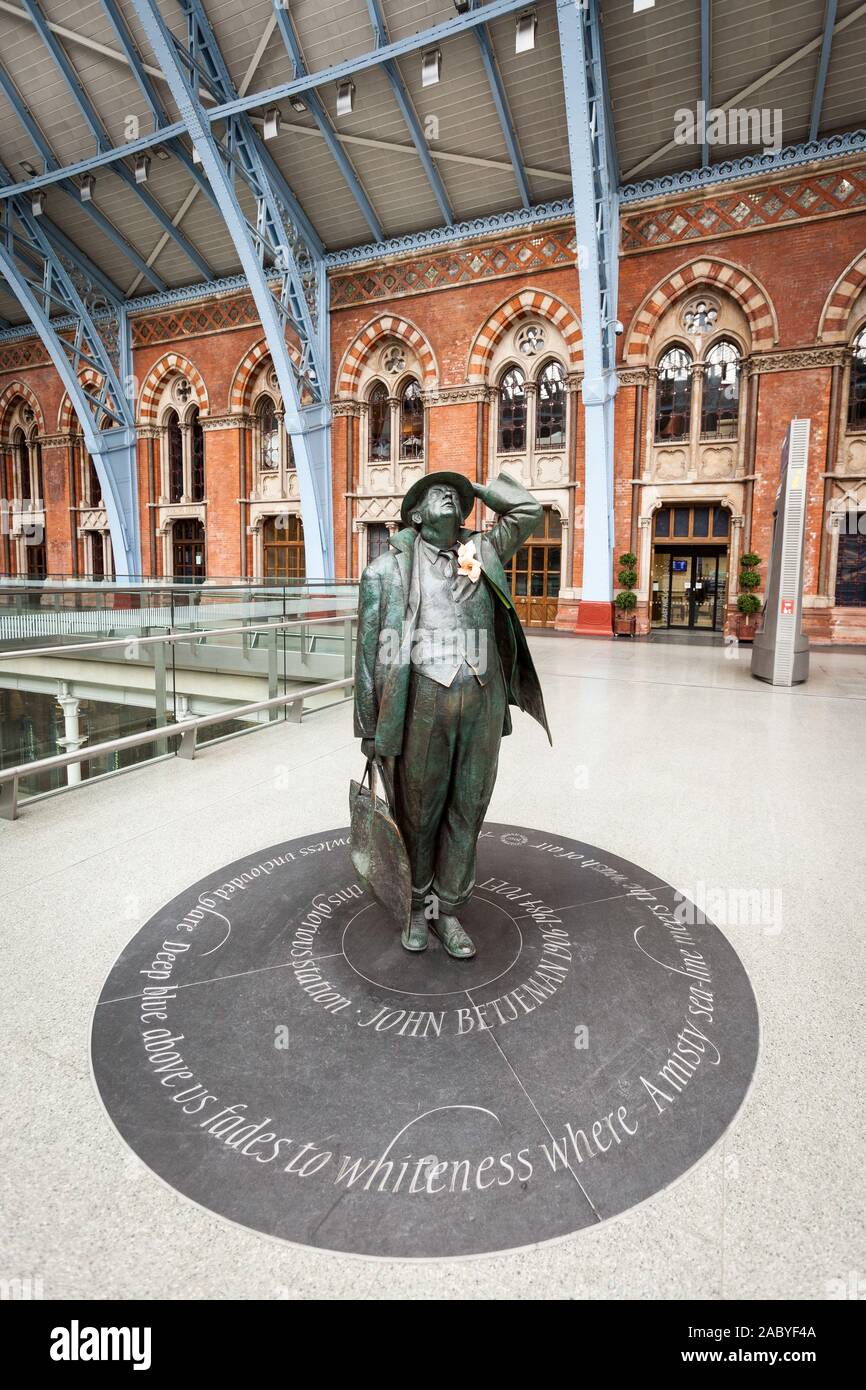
top-left (0, 173), bottom-right (140, 577)
top-left (810, 0), bottom-right (838, 142)
top-left (129, 0), bottom-right (332, 577)
top-left (467, 1), bottom-right (531, 208)
top-left (364, 0), bottom-right (454, 225)
top-left (271, 2), bottom-right (384, 241)
top-left (701, 0), bottom-right (712, 168)
top-left (97, 0), bottom-right (221, 212)
top-left (18, 0), bottom-right (216, 280)
top-left (0, 0), bottom-right (534, 202)
top-left (0, 57), bottom-right (167, 292)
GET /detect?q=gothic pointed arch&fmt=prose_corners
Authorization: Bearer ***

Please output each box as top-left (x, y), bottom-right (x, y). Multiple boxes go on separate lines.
top-left (624, 258), bottom-right (778, 365)
top-left (0, 380), bottom-right (45, 437)
top-left (466, 289), bottom-right (582, 384)
top-left (137, 352), bottom-right (209, 425)
top-left (818, 248), bottom-right (866, 342)
top-left (229, 337), bottom-right (304, 413)
top-left (336, 314), bottom-right (438, 399)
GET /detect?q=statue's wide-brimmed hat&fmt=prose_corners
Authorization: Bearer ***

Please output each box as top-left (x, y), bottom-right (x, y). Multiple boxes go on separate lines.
top-left (400, 471), bottom-right (475, 528)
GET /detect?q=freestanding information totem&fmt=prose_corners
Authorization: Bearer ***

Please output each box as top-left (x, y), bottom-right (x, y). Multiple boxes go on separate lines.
top-left (751, 417), bottom-right (811, 687)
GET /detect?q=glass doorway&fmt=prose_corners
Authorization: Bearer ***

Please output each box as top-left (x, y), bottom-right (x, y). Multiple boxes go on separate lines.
top-left (652, 548), bottom-right (728, 630)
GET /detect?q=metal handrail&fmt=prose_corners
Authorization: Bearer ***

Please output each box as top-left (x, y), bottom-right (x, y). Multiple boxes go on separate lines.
top-left (0, 612), bottom-right (355, 662)
top-left (0, 674), bottom-right (354, 821)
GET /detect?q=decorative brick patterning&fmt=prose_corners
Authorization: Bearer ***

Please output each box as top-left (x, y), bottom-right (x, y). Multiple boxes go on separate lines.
top-left (466, 289), bottom-right (582, 382)
top-left (0, 379), bottom-right (45, 433)
top-left (138, 353), bottom-right (209, 424)
top-left (131, 294), bottom-right (260, 348)
top-left (624, 259), bottom-right (778, 365)
top-left (0, 340), bottom-right (49, 373)
top-left (337, 315), bottom-right (438, 398)
top-left (621, 163), bottom-right (866, 253)
top-left (330, 226), bottom-right (577, 308)
top-left (819, 249), bottom-right (866, 342)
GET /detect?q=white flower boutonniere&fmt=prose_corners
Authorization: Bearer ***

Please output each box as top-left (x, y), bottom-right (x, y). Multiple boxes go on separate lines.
top-left (456, 540), bottom-right (481, 582)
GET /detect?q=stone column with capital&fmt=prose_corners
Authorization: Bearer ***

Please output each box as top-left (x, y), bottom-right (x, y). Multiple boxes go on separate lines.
top-left (56, 682), bottom-right (87, 786)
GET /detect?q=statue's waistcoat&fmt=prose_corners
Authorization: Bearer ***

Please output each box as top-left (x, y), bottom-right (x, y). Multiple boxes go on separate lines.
top-left (413, 543), bottom-right (497, 687)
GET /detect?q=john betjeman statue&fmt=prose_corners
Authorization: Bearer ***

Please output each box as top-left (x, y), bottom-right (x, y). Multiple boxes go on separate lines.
top-left (354, 470), bottom-right (550, 960)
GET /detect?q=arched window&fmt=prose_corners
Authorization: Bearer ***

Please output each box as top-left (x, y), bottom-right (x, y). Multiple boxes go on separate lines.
top-left (263, 514), bottom-right (305, 581)
top-left (88, 458), bottom-right (102, 507)
top-left (257, 395), bottom-right (279, 471)
top-left (701, 340), bottom-right (740, 439)
top-left (189, 406), bottom-right (205, 501)
top-left (655, 347), bottom-right (693, 442)
top-left (165, 409), bottom-right (183, 503)
top-left (399, 378), bottom-right (423, 460)
top-left (848, 328), bottom-right (866, 431)
top-left (498, 366), bottom-right (527, 453)
top-left (13, 427), bottom-right (30, 502)
top-left (535, 360), bottom-right (566, 450)
top-left (368, 382), bottom-right (391, 461)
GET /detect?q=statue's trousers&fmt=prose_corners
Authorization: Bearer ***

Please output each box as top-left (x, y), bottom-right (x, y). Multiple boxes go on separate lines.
top-left (394, 662), bottom-right (507, 915)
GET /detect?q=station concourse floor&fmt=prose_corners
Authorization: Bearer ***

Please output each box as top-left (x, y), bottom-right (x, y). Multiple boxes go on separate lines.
top-left (2, 633), bottom-right (865, 1301)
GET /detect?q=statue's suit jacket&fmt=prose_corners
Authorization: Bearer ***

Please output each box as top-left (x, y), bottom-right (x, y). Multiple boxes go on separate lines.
top-left (354, 471), bottom-right (552, 758)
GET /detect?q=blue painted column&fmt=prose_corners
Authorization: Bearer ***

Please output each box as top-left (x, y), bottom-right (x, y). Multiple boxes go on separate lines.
top-left (556, 0), bottom-right (619, 635)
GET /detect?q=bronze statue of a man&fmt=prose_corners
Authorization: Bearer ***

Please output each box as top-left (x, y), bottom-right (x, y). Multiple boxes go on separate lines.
top-left (354, 469), bottom-right (550, 959)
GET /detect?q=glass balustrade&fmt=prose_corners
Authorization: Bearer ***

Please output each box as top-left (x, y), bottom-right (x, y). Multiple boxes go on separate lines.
top-left (0, 584), bottom-right (357, 809)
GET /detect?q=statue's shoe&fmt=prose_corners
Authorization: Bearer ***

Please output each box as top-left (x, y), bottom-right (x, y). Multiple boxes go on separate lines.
top-left (431, 914), bottom-right (476, 960)
top-left (401, 912), bottom-right (429, 953)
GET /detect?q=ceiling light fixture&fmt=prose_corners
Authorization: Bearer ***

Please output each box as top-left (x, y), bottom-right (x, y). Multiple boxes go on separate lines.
top-left (263, 106), bottom-right (281, 140)
top-left (134, 154), bottom-right (150, 184)
top-left (79, 174), bottom-right (95, 202)
top-left (31, 191), bottom-right (45, 216)
top-left (336, 80), bottom-right (355, 117)
top-left (289, 95), bottom-right (307, 113)
top-left (515, 10), bottom-right (537, 53)
top-left (422, 48), bottom-right (441, 87)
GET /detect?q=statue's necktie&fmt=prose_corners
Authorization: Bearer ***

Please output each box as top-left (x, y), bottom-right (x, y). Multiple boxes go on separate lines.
top-left (437, 546), bottom-right (459, 580)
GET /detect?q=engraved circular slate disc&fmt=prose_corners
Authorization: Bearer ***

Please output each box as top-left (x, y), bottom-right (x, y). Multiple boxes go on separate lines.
top-left (91, 825), bottom-right (759, 1259)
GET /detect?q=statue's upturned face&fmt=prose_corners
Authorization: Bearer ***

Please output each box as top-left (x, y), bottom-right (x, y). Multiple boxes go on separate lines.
top-left (413, 484), bottom-right (461, 533)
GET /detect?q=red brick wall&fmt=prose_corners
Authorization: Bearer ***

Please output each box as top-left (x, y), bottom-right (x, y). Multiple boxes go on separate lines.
top-left (617, 214), bottom-right (866, 353)
top-left (1, 176), bottom-right (865, 641)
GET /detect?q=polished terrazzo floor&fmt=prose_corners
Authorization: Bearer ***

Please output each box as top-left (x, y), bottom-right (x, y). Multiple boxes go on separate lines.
top-left (2, 635), bottom-right (864, 1299)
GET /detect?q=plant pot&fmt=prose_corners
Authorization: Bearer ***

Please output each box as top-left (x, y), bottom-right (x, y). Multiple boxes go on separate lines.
top-left (735, 614), bottom-right (758, 641)
top-left (614, 612), bottom-right (636, 636)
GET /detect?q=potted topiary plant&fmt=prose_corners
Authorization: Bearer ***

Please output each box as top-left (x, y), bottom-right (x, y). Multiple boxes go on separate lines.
top-left (614, 552), bottom-right (638, 635)
top-left (735, 551), bottom-right (762, 640)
